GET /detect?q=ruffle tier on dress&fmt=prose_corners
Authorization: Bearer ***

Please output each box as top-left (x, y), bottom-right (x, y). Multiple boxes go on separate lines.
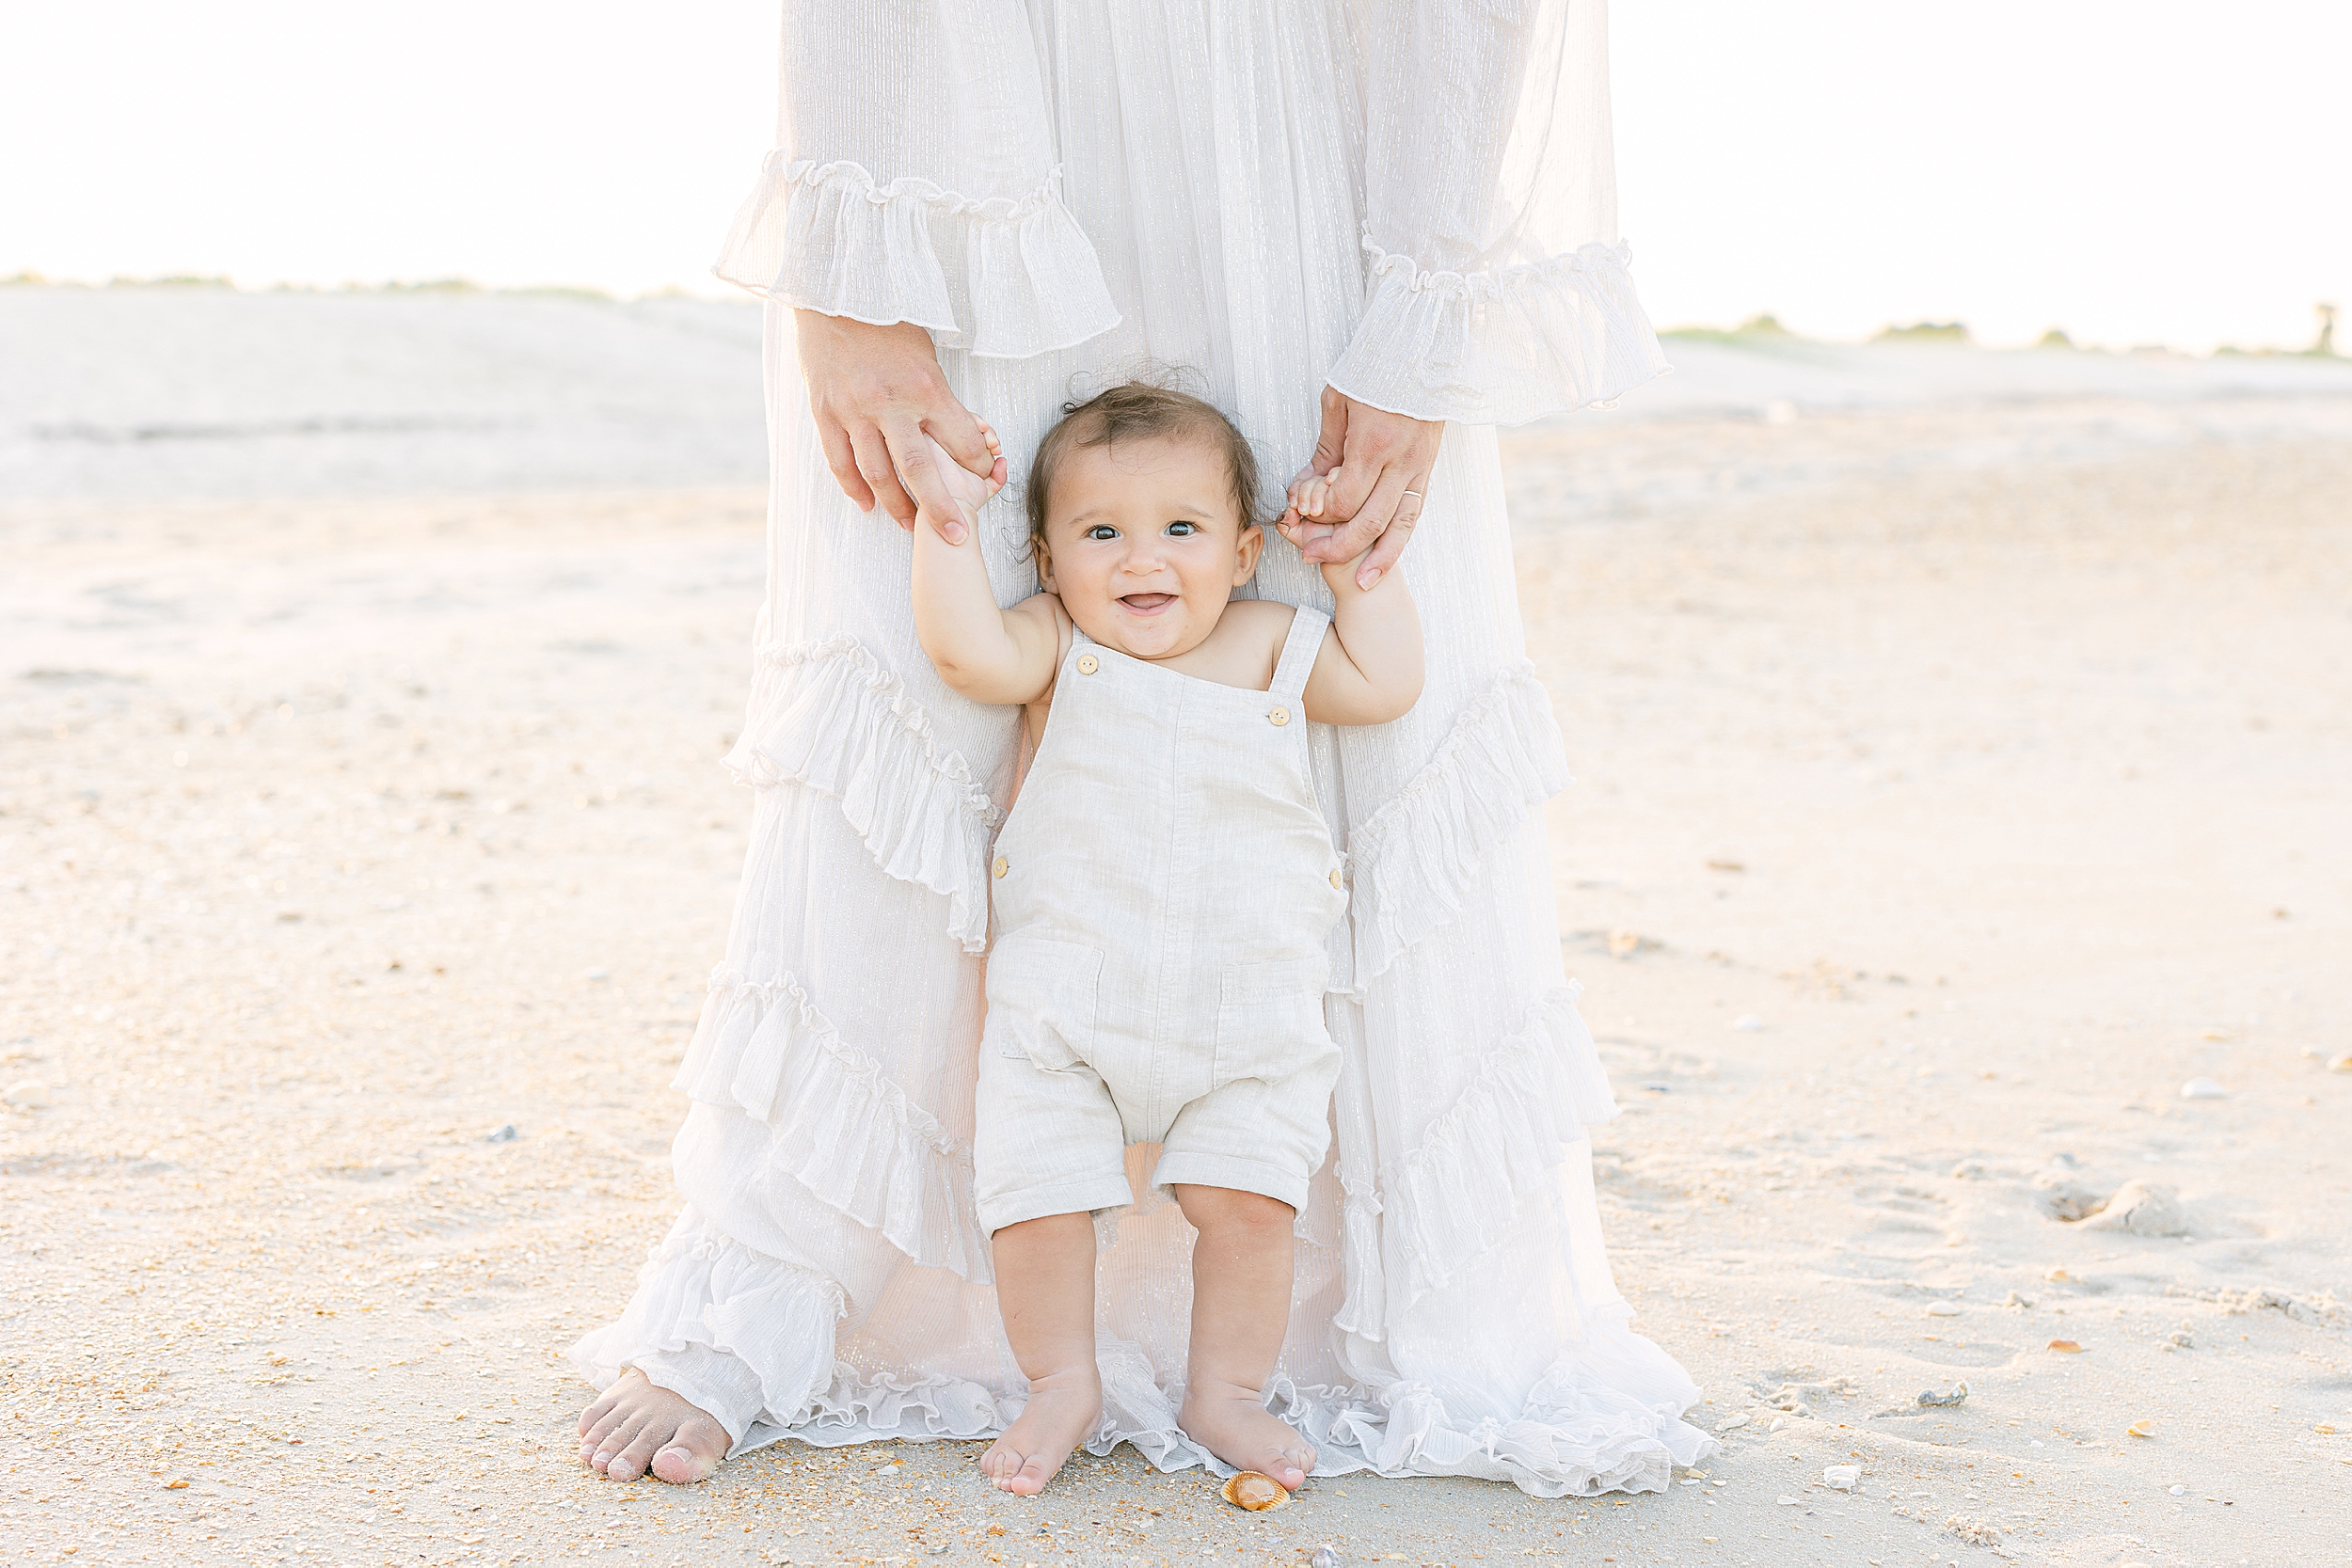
top-left (1326, 240), bottom-right (1671, 428)
top-left (580, 1201), bottom-right (1711, 1496)
top-left (713, 157), bottom-right (1120, 361)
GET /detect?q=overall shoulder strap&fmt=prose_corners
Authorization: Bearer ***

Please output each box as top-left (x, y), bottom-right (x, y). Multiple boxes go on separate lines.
top-left (1269, 605), bottom-right (1329, 703)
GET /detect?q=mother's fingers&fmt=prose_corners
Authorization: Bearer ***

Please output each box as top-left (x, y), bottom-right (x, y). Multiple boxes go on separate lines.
top-left (817, 417), bottom-right (875, 514)
top-left (1321, 463), bottom-right (1417, 581)
top-left (881, 413), bottom-right (968, 542)
top-left (922, 396), bottom-right (993, 484)
top-left (1355, 471), bottom-right (1430, 589)
top-left (1312, 453), bottom-right (1382, 530)
top-left (1286, 518), bottom-right (1345, 561)
top-left (1298, 512), bottom-right (1380, 567)
top-left (850, 426), bottom-right (916, 531)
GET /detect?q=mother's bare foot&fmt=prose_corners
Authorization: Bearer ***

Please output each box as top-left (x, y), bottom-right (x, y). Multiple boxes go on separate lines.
top-left (577, 1369), bottom-right (730, 1484)
top-left (977, 1367), bottom-right (1102, 1495)
top-left (1179, 1381), bottom-right (1314, 1491)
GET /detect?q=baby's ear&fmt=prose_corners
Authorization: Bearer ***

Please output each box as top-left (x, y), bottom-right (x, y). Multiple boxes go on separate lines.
top-left (1033, 540), bottom-right (1057, 591)
top-left (1232, 521), bottom-right (1266, 583)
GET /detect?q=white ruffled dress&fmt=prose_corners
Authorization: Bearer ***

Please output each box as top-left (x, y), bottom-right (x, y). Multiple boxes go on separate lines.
top-left (572, 0), bottom-right (1717, 1497)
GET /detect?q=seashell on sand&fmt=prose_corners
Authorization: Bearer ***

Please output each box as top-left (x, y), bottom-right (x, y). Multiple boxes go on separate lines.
top-left (1221, 1472), bottom-right (1288, 1511)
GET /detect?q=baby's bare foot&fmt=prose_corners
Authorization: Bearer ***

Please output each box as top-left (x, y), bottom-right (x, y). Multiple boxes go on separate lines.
top-left (576, 1369), bottom-right (730, 1484)
top-left (977, 1366), bottom-right (1102, 1496)
top-left (1178, 1381), bottom-right (1314, 1491)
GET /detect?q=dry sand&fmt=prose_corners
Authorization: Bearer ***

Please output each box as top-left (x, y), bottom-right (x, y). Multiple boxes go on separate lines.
top-left (5, 288), bottom-right (2350, 1566)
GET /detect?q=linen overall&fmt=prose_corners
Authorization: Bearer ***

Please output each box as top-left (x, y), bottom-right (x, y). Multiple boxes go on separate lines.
top-left (971, 606), bottom-right (1348, 1236)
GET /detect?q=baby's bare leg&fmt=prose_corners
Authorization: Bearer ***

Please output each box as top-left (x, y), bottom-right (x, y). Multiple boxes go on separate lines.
top-left (978, 1212), bottom-right (1103, 1495)
top-left (1170, 1185), bottom-right (1314, 1489)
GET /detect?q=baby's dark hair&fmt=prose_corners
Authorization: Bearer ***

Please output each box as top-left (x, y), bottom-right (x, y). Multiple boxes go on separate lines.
top-left (1025, 381), bottom-right (1262, 552)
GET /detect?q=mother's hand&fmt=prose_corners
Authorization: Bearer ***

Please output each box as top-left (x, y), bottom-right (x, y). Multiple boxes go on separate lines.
top-left (795, 310), bottom-right (994, 542)
top-left (1277, 386), bottom-right (1445, 591)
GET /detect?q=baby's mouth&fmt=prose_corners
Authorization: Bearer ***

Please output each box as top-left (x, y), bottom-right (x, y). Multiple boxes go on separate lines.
top-left (1118, 593), bottom-right (1176, 614)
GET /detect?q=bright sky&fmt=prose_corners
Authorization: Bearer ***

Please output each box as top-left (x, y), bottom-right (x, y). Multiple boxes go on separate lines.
top-left (5, 2), bottom-right (2345, 351)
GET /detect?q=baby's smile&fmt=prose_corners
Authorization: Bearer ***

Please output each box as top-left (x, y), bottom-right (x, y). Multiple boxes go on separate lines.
top-left (1117, 592), bottom-right (1177, 615)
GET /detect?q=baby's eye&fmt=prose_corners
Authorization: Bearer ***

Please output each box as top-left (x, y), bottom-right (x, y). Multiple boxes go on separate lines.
top-left (1165, 520), bottom-right (1200, 537)
top-left (1083, 524), bottom-right (1120, 541)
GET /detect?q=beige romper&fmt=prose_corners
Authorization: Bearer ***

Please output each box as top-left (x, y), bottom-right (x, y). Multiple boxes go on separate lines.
top-left (971, 606), bottom-right (1348, 1235)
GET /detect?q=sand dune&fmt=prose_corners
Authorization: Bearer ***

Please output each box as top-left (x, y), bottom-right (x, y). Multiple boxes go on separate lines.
top-left (4, 287), bottom-right (2349, 1565)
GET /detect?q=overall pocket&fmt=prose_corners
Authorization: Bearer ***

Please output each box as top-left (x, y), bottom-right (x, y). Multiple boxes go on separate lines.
top-left (985, 936), bottom-right (1104, 1071)
top-left (1213, 954), bottom-right (1331, 1082)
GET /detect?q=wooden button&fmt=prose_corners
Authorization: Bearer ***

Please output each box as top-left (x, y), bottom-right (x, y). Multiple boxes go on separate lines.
top-left (992, 856), bottom-right (1009, 879)
top-left (1267, 706), bottom-right (1290, 726)
top-left (1075, 653), bottom-right (1100, 674)
top-left (1328, 869), bottom-right (1344, 890)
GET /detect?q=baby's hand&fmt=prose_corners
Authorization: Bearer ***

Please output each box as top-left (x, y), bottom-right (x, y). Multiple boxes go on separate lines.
top-left (1276, 467), bottom-right (1349, 566)
top-left (1287, 467), bottom-right (1337, 523)
top-left (920, 420), bottom-right (1007, 545)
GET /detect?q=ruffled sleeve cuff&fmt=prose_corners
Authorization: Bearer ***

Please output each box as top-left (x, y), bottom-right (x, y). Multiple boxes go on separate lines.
top-left (711, 154), bottom-right (1120, 360)
top-left (1324, 236), bottom-right (1671, 426)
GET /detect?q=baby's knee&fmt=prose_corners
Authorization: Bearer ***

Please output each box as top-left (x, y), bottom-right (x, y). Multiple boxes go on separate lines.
top-left (1172, 1184), bottom-right (1295, 1240)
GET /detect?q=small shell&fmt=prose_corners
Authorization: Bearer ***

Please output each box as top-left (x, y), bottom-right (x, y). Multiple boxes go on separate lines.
top-left (2046, 1339), bottom-right (2084, 1354)
top-left (2126, 1420), bottom-right (2155, 1438)
top-left (1221, 1472), bottom-right (1288, 1511)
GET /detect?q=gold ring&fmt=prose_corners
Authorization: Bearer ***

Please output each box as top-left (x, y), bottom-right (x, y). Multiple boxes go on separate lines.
top-left (1401, 490), bottom-right (1422, 501)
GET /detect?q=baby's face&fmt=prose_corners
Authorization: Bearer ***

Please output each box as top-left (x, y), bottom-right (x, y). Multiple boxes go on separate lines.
top-left (1037, 435), bottom-right (1262, 662)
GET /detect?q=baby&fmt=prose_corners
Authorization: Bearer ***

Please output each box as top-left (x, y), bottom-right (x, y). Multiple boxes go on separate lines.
top-left (910, 383), bottom-right (1423, 1496)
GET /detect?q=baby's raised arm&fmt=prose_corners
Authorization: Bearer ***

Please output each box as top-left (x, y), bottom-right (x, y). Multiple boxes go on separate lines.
top-left (1301, 547), bottom-right (1424, 726)
top-left (910, 432), bottom-right (1064, 706)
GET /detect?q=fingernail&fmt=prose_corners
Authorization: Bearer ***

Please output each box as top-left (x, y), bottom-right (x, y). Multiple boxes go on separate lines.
top-left (946, 523), bottom-right (965, 544)
top-left (1360, 568), bottom-right (1381, 589)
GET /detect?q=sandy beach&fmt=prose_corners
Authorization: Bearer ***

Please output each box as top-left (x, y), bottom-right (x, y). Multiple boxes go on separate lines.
top-left (4, 285), bottom-right (2349, 1566)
